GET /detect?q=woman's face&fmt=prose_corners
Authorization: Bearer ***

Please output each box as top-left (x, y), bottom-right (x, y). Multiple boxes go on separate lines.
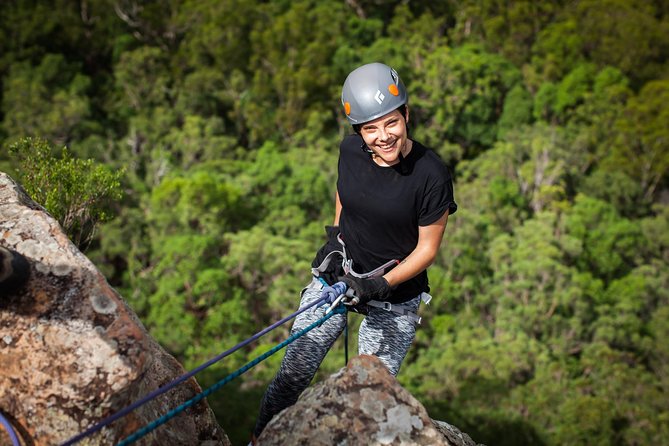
top-left (359, 108), bottom-right (410, 167)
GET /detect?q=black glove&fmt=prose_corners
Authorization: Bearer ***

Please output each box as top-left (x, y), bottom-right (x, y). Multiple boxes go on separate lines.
top-left (311, 226), bottom-right (343, 285)
top-left (339, 273), bottom-right (391, 304)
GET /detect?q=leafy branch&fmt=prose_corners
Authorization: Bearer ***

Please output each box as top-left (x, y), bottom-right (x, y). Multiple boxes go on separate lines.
top-left (8, 137), bottom-right (124, 249)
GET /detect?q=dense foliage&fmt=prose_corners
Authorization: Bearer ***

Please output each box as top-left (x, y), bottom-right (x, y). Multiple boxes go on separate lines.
top-left (2, 1), bottom-right (668, 444)
top-left (9, 137), bottom-right (123, 247)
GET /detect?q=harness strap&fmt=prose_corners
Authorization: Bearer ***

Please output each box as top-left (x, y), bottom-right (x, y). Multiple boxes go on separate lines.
top-left (366, 300), bottom-right (421, 323)
top-left (366, 291), bottom-right (431, 325)
top-left (311, 234), bottom-right (399, 279)
top-left (311, 249), bottom-right (344, 278)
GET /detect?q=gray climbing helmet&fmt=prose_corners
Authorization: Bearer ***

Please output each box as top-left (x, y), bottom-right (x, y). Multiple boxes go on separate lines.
top-left (341, 62), bottom-right (407, 124)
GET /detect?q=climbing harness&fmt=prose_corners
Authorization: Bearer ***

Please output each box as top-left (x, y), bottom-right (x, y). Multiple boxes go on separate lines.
top-left (59, 285), bottom-right (348, 446)
top-left (311, 233), bottom-right (430, 323)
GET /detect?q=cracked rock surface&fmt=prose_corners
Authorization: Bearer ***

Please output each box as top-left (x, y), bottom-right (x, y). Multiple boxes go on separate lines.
top-left (0, 172), bottom-right (229, 446)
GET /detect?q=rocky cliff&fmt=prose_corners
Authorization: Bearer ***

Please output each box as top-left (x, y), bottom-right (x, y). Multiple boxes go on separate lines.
top-left (0, 172), bottom-right (227, 445)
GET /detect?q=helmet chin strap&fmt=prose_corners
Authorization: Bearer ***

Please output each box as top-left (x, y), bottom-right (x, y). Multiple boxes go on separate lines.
top-left (360, 140), bottom-right (373, 154)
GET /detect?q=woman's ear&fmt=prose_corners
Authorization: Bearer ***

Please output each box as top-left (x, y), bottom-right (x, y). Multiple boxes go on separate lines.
top-left (404, 105), bottom-right (410, 124)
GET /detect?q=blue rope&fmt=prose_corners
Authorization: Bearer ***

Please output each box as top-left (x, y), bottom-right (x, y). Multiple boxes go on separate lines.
top-left (116, 304), bottom-right (346, 446)
top-left (0, 411), bottom-right (21, 446)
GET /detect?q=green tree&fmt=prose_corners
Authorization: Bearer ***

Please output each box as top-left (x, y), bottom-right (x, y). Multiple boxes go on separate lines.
top-left (2, 54), bottom-right (92, 144)
top-left (449, 0), bottom-right (562, 66)
top-left (529, 18), bottom-right (584, 86)
top-left (8, 137), bottom-right (122, 247)
top-left (574, 0), bottom-right (669, 85)
top-left (413, 44), bottom-right (521, 157)
top-left (244, 0), bottom-right (350, 144)
top-left (137, 169), bottom-right (250, 355)
top-left (606, 80), bottom-right (669, 202)
top-left (563, 194), bottom-right (645, 282)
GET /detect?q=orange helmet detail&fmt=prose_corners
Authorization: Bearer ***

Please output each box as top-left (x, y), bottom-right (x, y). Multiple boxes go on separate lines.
top-left (388, 84), bottom-right (399, 96)
top-left (344, 102), bottom-right (351, 115)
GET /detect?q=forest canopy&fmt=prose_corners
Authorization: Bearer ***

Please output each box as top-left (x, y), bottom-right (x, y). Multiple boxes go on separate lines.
top-left (1, 1), bottom-right (668, 445)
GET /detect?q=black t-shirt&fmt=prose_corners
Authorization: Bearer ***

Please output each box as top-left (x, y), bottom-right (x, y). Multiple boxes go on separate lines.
top-left (333, 134), bottom-right (457, 303)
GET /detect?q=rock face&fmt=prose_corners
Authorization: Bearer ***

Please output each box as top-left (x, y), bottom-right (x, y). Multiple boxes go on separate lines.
top-left (0, 172), bottom-right (229, 445)
top-left (258, 354), bottom-right (482, 446)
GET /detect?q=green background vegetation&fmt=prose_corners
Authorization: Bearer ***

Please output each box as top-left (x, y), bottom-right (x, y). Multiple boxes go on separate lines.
top-left (2, 1), bottom-right (668, 444)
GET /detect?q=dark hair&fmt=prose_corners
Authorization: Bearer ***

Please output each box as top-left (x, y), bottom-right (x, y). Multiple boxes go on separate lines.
top-left (353, 104), bottom-right (409, 135)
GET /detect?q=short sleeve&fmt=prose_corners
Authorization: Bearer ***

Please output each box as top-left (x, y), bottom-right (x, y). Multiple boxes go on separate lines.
top-left (418, 168), bottom-right (457, 226)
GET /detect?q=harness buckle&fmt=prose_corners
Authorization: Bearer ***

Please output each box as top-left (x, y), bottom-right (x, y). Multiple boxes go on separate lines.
top-left (382, 302), bottom-right (392, 312)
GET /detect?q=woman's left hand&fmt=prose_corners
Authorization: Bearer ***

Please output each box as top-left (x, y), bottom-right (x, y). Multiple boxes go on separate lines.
top-left (339, 274), bottom-right (391, 303)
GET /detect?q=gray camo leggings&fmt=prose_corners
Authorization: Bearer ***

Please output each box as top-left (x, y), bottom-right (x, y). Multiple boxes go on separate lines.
top-left (253, 279), bottom-right (421, 437)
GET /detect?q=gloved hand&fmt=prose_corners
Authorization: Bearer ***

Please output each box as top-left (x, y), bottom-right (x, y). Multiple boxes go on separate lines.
top-left (338, 273), bottom-right (391, 304)
top-left (320, 281), bottom-right (348, 305)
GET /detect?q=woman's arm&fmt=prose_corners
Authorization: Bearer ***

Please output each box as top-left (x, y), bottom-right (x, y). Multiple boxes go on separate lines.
top-left (334, 191), bottom-right (342, 226)
top-left (383, 210), bottom-right (449, 288)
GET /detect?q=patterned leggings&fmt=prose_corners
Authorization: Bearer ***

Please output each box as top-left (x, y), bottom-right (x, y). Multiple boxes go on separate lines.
top-left (253, 278), bottom-right (421, 437)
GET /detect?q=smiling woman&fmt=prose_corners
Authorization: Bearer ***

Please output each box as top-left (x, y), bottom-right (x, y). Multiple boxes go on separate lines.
top-left (250, 62), bottom-right (458, 444)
